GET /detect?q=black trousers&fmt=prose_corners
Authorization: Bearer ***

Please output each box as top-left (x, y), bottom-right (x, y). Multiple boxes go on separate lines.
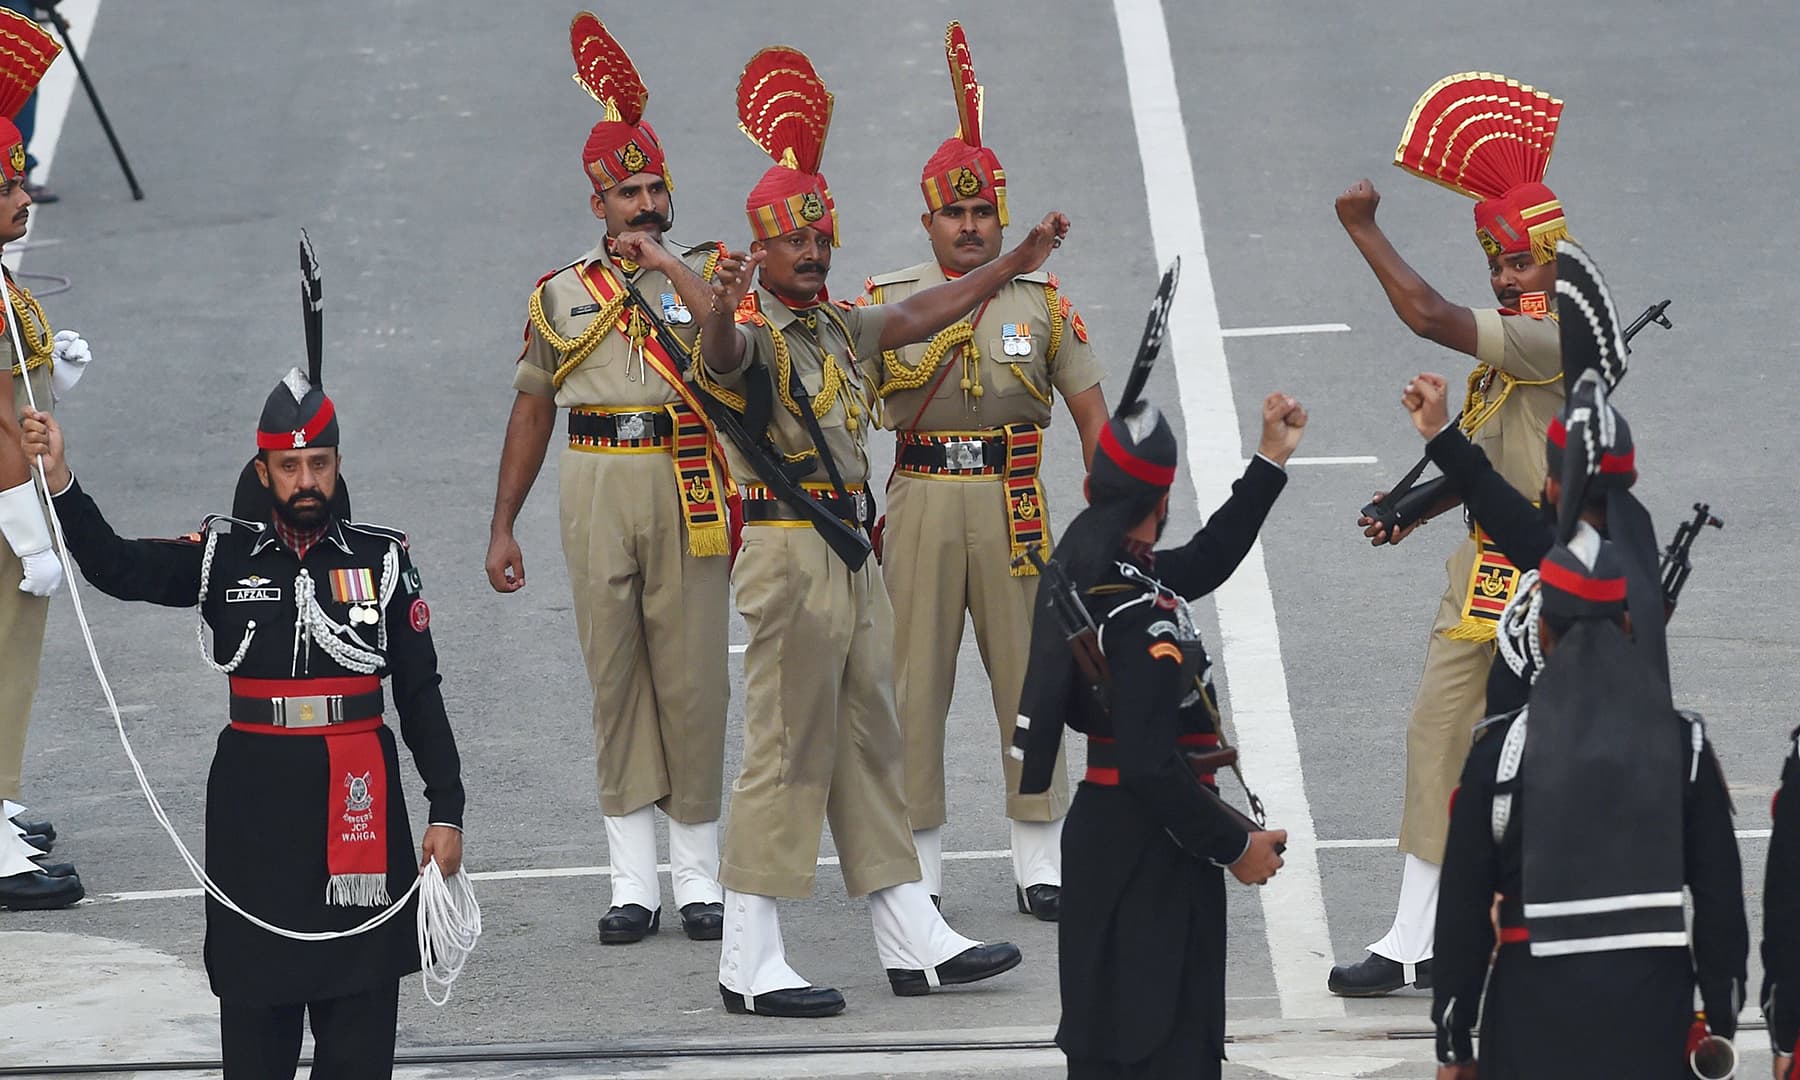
top-left (218, 979), bottom-right (400, 1080)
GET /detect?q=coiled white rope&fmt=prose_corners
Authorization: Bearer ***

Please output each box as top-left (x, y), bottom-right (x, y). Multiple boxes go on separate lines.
top-left (2, 273), bottom-right (477, 1003)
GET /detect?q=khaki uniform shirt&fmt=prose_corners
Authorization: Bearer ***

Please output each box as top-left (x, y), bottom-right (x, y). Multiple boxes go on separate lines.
top-left (703, 287), bottom-right (886, 487)
top-left (864, 263), bottom-right (1103, 432)
top-left (513, 242), bottom-right (721, 408)
top-left (1467, 305), bottom-right (1564, 499)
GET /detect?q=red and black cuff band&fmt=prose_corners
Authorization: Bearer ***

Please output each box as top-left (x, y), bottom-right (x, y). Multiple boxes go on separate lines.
top-left (1547, 417), bottom-right (1635, 474)
top-left (1098, 424), bottom-right (1176, 488)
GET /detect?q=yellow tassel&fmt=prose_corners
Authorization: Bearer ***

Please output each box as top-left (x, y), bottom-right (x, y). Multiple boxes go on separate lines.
top-left (1528, 223), bottom-right (1571, 267)
top-left (1444, 619), bottom-right (1499, 643)
top-left (687, 526), bottom-right (730, 559)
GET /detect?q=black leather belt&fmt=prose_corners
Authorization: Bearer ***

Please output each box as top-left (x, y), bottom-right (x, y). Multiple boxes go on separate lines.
top-left (229, 688), bottom-right (385, 728)
top-left (897, 436), bottom-right (1007, 473)
top-left (568, 409), bottom-right (674, 441)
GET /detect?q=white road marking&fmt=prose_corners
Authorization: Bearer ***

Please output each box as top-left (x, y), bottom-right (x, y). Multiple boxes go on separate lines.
top-left (1319, 829), bottom-right (1774, 850)
top-left (1114, 0), bottom-right (1341, 1020)
top-left (1221, 322), bottom-right (1353, 339)
top-left (5, 0), bottom-right (101, 267)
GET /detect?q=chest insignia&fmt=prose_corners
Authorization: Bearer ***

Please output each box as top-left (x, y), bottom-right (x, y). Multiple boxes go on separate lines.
top-left (224, 585), bottom-right (281, 603)
top-left (1001, 322), bottom-right (1033, 357)
top-left (569, 302), bottom-right (602, 318)
top-left (661, 291), bottom-right (692, 325)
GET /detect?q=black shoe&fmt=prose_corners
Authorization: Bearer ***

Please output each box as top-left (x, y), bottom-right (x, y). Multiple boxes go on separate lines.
top-left (34, 862), bottom-right (76, 878)
top-left (888, 941), bottom-right (1023, 997)
top-left (719, 982), bottom-right (846, 1018)
top-left (9, 818), bottom-right (53, 842)
top-left (1327, 953), bottom-right (1432, 997)
top-left (21, 833), bottom-right (51, 855)
top-left (679, 901), bottom-right (723, 941)
top-left (0, 869), bottom-right (83, 910)
top-left (1016, 883), bottom-right (1060, 922)
top-left (598, 903), bottom-right (659, 944)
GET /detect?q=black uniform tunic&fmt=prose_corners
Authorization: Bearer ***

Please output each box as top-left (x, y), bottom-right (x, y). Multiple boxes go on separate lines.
top-left (1433, 708), bottom-right (1746, 1077)
top-left (51, 475), bottom-right (465, 1006)
top-left (1761, 729), bottom-right (1800, 1059)
top-left (1057, 456), bottom-right (1285, 1079)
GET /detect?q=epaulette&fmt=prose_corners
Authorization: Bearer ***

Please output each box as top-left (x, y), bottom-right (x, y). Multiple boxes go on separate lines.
top-left (833, 298), bottom-right (857, 312)
top-left (1470, 708), bottom-right (1523, 746)
top-left (682, 241), bottom-right (726, 282)
top-left (865, 263), bottom-right (931, 291)
top-left (199, 513), bottom-right (265, 536)
top-left (342, 520), bottom-right (410, 550)
top-left (1014, 268), bottom-right (1053, 286)
top-left (532, 258), bottom-right (582, 292)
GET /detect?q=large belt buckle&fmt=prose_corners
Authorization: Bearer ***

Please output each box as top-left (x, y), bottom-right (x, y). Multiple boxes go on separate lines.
top-left (274, 694), bottom-right (341, 729)
top-left (614, 412), bottom-right (651, 440)
top-left (943, 438), bottom-right (985, 471)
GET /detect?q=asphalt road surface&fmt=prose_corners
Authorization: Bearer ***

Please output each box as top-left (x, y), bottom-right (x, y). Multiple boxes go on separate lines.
top-left (4, 1), bottom-right (1798, 1077)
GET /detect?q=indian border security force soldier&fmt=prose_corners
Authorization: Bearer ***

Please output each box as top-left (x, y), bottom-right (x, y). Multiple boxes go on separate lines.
top-left (22, 244), bottom-right (466, 1080)
top-left (486, 13), bottom-right (730, 945)
top-left (1014, 385), bottom-right (1300, 1078)
top-left (1398, 240), bottom-right (1667, 716)
top-left (0, 9), bottom-right (89, 911)
top-left (1431, 530), bottom-right (1745, 1079)
top-left (1329, 73), bottom-right (1572, 997)
top-left (690, 46), bottom-right (1061, 1018)
top-left (862, 23), bottom-right (1108, 921)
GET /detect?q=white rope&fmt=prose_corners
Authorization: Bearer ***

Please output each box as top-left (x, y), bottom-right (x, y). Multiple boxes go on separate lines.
top-left (1, 272), bottom-right (476, 998)
top-left (196, 530), bottom-right (254, 673)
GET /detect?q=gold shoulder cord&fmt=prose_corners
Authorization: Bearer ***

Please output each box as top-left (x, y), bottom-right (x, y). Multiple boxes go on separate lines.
top-left (1458, 314), bottom-right (1562, 438)
top-left (529, 279), bottom-right (627, 390)
top-left (6, 283), bottom-right (52, 377)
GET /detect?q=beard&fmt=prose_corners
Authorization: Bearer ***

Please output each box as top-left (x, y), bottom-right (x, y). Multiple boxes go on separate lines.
top-left (273, 487), bottom-right (331, 529)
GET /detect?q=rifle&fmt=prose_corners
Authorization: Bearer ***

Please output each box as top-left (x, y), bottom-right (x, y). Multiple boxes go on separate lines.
top-left (617, 275), bottom-right (872, 569)
top-left (1361, 299), bottom-right (1676, 533)
top-left (1018, 544), bottom-right (1281, 851)
top-left (1660, 502), bottom-right (1723, 613)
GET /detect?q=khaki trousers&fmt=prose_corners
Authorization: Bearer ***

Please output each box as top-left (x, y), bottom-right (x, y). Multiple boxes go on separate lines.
top-left (885, 472), bottom-right (1069, 828)
top-left (1398, 535), bottom-right (1496, 862)
top-left (1, 368), bottom-right (50, 803)
top-left (719, 525), bottom-right (921, 899)
top-left (559, 447), bottom-right (728, 822)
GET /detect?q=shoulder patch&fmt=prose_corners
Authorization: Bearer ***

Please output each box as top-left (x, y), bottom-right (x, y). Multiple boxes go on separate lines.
top-left (342, 520), bottom-right (409, 550)
top-left (400, 565), bottom-right (423, 596)
top-left (1146, 619), bottom-right (1178, 638)
top-left (734, 292), bottom-right (763, 325)
top-left (1060, 293), bottom-right (1089, 343)
top-left (1147, 641), bottom-right (1184, 664)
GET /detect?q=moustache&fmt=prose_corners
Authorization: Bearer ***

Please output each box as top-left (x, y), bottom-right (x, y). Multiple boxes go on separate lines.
top-left (627, 211), bottom-right (670, 230)
top-left (794, 261), bottom-right (827, 275)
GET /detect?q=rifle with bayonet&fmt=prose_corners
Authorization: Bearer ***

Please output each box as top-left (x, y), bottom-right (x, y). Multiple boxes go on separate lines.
top-left (618, 274), bottom-right (873, 569)
top-left (1661, 502), bottom-right (1723, 614)
top-left (1017, 544), bottom-right (1281, 851)
top-left (1361, 299), bottom-right (1676, 534)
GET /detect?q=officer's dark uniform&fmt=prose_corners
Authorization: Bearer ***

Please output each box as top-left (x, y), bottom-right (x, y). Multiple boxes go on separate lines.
top-left (1014, 399), bottom-right (1288, 1079)
top-left (49, 359), bottom-right (463, 1080)
top-left (1761, 732), bottom-right (1800, 1067)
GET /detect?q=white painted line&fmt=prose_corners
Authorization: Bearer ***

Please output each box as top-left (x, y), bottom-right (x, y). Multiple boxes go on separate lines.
top-left (1317, 829), bottom-right (1774, 851)
top-left (1221, 322), bottom-right (1353, 339)
top-left (1114, 0), bottom-right (1341, 1020)
top-left (1243, 456), bottom-right (1380, 467)
top-left (6, 0), bottom-right (100, 268)
top-left (97, 849), bottom-right (1025, 904)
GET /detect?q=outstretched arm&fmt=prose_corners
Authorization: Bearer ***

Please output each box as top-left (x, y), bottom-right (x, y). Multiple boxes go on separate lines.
top-left (699, 249), bottom-right (763, 376)
top-left (1337, 180), bottom-right (1479, 357)
top-left (877, 212), bottom-right (1069, 351)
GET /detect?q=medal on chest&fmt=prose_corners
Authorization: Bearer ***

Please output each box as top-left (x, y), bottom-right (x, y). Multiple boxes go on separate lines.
top-left (329, 567), bottom-right (381, 625)
top-left (1001, 322), bottom-right (1033, 357)
top-left (661, 291), bottom-right (692, 325)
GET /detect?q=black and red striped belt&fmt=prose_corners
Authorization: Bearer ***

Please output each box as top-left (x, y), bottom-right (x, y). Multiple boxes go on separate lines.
top-left (229, 675), bottom-right (384, 733)
top-left (1084, 733), bottom-right (1221, 787)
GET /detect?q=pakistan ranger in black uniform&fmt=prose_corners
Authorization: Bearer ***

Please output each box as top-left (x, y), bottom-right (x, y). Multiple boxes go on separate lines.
top-left (20, 241), bottom-right (464, 1080)
top-left (1013, 356), bottom-right (1301, 1077)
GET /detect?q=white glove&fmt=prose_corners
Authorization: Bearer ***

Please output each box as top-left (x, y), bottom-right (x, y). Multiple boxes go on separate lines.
top-left (0, 480), bottom-right (62, 597)
top-left (50, 329), bottom-right (91, 401)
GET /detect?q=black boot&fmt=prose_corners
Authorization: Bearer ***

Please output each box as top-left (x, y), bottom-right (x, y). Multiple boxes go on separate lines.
top-left (597, 903), bottom-right (659, 944)
top-left (34, 861), bottom-right (77, 878)
top-left (9, 817), bottom-right (53, 842)
top-left (679, 901), bottom-right (723, 941)
top-left (1327, 953), bottom-right (1432, 997)
top-left (1015, 883), bottom-right (1060, 922)
top-left (0, 869), bottom-right (83, 911)
top-left (719, 983), bottom-right (846, 1018)
top-left (887, 941), bottom-right (1022, 996)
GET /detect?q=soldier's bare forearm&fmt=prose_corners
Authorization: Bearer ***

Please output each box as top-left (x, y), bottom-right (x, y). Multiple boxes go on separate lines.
top-left (700, 311), bottom-right (745, 374)
top-left (1344, 223), bottom-right (1478, 355)
top-left (491, 391), bottom-right (556, 533)
top-left (661, 258), bottom-right (717, 329)
top-left (1064, 384), bottom-right (1108, 469)
top-left (0, 406), bottom-right (27, 488)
